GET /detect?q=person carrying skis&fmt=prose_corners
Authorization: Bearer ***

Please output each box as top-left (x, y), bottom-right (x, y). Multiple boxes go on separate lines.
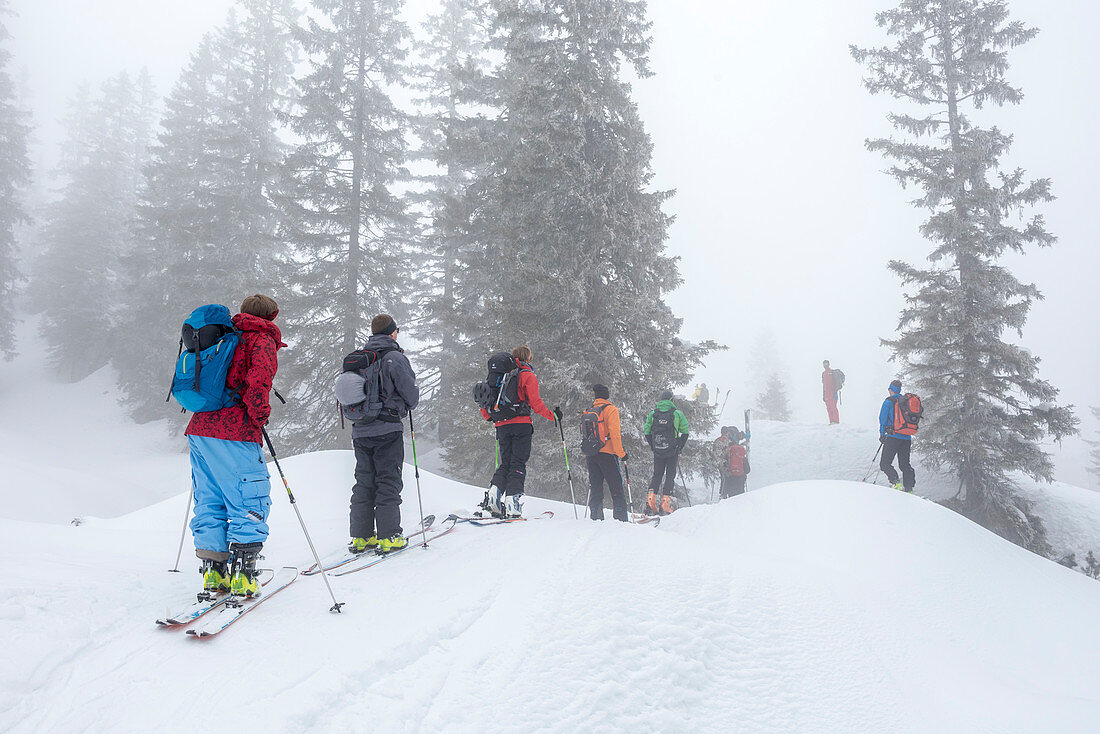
top-left (186, 294), bottom-right (285, 597)
top-left (879, 379), bottom-right (916, 492)
top-left (481, 345), bottom-right (561, 518)
top-left (644, 389), bottom-right (689, 515)
top-left (347, 314), bottom-right (420, 554)
top-left (583, 383), bottom-right (628, 522)
top-left (716, 426), bottom-right (750, 499)
top-left (822, 360), bottom-right (840, 424)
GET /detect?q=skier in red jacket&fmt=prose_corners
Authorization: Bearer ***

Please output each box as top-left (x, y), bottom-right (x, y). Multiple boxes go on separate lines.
top-left (480, 345), bottom-right (561, 518)
top-left (185, 294), bottom-right (285, 597)
top-left (822, 360), bottom-right (840, 424)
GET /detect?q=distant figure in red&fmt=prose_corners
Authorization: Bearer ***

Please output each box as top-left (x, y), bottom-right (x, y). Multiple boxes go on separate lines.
top-left (822, 360), bottom-right (840, 424)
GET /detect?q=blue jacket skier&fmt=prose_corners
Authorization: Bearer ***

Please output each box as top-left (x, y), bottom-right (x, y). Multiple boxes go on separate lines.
top-left (879, 380), bottom-right (915, 491)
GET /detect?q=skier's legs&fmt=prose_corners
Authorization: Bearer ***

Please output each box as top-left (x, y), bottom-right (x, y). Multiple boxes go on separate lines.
top-left (825, 397), bottom-right (840, 423)
top-left (895, 439), bottom-right (916, 489)
top-left (880, 437), bottom-right (901, 484)
top-left (586, 455), bottom-right (605, 520)
top-left (662, 454), bottom-right (679, 495)
top-left (605, 455), bottom-right (627, 521)
top-left (369, 431), bottom-right (405, 538)
top-left (719, 474), bottom-right (731, 500)
top-left (503, 424), bottom-right (533, 496)
top-left (351, 437), bottom-right (379, 539)
top-left (491, 427), bottom-right (512, 490)
top-left (188, 435), bottom-right (230, 559)
top-left (198, 437), bottom-right (272, 548)
top-left (649, 455), bottom-right (665, 491)
top-left (730, 475), bottom-right (747, 496)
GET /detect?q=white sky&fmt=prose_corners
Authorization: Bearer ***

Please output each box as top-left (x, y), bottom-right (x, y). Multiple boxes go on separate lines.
top-left (7, 0), bottom-right (1099, 486)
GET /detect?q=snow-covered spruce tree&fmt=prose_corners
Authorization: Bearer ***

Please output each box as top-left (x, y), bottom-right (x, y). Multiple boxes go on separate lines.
top-left (1087, 407), bottom-right (1100, 488)
top-left (279, 0), bottom-right (415, 451)
top-left (410, 0), bottom-right (493, 445)
top-left (756, 373), bottom-right (792, 422)
top-left (115, 2), bottom-right (298, 424)
top-left (0, 0), bottom-right (31, 359)
top-left (31, 71), bottom-right (156, 381)
top-left (852, 0), bottom-right (1077, 552)
top-left (444, 0), bottom-right (717, 499)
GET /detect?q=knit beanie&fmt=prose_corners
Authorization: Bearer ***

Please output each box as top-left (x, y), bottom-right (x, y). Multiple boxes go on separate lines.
top-left (371, 313), bottom-right (397, 335)
top-left (593, 384), bottom-right (610, 400)
top-left (659, 389), bottom-right (673, 401)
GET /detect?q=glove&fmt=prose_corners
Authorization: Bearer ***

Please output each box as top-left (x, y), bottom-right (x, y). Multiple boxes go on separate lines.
top-left (622, 452), bottom-right (629, 462)
top-left (553, 406), bottom-right (563, 421)
top-left (879, 435), bottom-right (886, 444)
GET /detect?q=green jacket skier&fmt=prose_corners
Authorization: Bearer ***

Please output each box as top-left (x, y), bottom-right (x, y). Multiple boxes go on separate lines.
top-left (643, 390), bottom-right (689, 515)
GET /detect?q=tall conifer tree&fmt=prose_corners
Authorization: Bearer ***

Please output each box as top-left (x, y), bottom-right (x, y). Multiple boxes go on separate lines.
top-left (756, 374), bottom-right (792, 422)
top-left (411, 0), bottom-right (492, 444)
top-left (31, 72), bottom-right (156, 380)
top-left (852, 0), bottom-right (1076, 550)
top-left (0, 0), bottom-right (31, 359)
top-left (444, 0), bottom-right (716, 496)
top-left (280, 0), bottom-right (414, 450)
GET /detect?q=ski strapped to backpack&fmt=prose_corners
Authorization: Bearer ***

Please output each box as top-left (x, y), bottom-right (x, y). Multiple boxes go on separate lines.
top-left (335, 346), bottom-right (400, 425)
top-left (579, 403), bottom-right (611, 456)
top-left (891, 393), bottom-right (923, 436)
top-left (168, 305), bottom-right (241, 413)
top-left (472, 353), bottom-right (531, 421)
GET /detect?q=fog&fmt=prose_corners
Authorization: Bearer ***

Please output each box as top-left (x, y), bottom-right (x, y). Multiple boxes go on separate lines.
top-left (7, 0), bottom-right (1099, 485)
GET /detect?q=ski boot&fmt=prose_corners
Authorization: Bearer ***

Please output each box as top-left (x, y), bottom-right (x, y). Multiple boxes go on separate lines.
top-left (504, 493), bottom-right (524, 519)
top-left (348, 535), bottom-right (379, 554)
top-left (228, 542), bottom-right (263, 598)
top-left (200, 559), bottom-right (230, 594)
top-left (660, 494), bottom-right (674, 516)
top-left (478, 485), bottom-right (504, 518)
top-left (377, 534), bottom-right (408, 554)
top-left (891, 482), bottom-right (904, 491)
top-left (645, 492), bottom-right (659, 516)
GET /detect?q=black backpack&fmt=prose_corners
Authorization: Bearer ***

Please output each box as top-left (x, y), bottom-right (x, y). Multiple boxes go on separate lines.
top-left (833, 369), bottom-right (846, 391)
top-left (650, 407), bottom-right (677, 457)
top-left (334, 347), bottom-right (398, 425)
top-left (579, 403), bottom-right (610, 457)
top-left (472, 353), bottom-right (531, 421)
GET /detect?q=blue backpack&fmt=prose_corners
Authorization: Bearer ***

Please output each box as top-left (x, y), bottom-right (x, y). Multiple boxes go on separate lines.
top-left (168, 305), bottom-right (240, 413)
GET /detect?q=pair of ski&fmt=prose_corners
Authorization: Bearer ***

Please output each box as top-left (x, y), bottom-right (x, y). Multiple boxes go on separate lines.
top-left (455, 509), bottom-right (555, 526)
top-left (301, 514), bottom-right (448, 577)
top-left (155, 566), bottom-right (299, 638)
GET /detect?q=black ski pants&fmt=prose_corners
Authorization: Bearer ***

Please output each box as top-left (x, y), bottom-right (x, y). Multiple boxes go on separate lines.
top-left (720, 474), bottom-right (747, 499)
top-left (491, 423), bottom-right (533, 496)
top-left (586, 452), bottom-right (627, 522)
top-left (649, 452), bottom-right (678, 495)
top-left (351, 430), bottom-right (404, 540)
top-left (880, 435), bottom-right (915, 489)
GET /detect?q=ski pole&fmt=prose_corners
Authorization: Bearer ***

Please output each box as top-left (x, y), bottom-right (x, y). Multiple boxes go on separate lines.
top-left (408, 411), bottom-right (429, 548)
top-left (169, 489), bottom-right (193, 572)
top-left (860, 443), bottom-right (884, 483)
top-left (622, 459), bottom-right (634, 516)
top-left (261, 427), bottom-right (344, 613)
top-left (556, 417), bottom-right (579, 518)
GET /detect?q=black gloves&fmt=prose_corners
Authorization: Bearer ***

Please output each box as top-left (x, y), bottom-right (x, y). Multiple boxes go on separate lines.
top-left (553, 406), bottom-right (563, 421)
top-left (879, 435), bottom-right (886, 444)
top-left (645, 435), bottom-right (654, 449)
top-left (622, 452), bottom-right (629, 462)
top-left (676, 435), bottom-right (689, 453)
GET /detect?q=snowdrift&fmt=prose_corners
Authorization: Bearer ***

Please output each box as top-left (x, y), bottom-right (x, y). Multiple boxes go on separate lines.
top-left (3, 451), bottom-right (1100, 733)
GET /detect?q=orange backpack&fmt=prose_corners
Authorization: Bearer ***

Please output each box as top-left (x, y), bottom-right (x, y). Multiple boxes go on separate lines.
top-left (892, 393), bottom-right (923, 436)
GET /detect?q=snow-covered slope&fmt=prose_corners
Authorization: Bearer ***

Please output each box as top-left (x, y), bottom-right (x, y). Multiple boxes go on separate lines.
top-left (3, 450), bottom-right (1100, 733)
top-left (0, 320), bottom-right (188, 524)
top-left (692, 419), bottom-right (1100, 572)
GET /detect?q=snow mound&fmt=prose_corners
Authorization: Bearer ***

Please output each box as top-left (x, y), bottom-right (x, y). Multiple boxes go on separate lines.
top-left (2, 452), bottom-right (1099, 733)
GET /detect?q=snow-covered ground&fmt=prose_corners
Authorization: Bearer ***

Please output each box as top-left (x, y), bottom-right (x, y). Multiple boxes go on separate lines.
top-left (4, 460), bottom-right (1100, 732)
top-left (4, 323), bottom-right (1100, 732)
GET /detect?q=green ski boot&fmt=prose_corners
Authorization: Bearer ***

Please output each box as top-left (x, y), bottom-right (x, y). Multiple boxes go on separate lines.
top-left (200, 559), bottom-right (230, 593)
top-left (348, 535), bottom-right (379, 554)
top-left (228, 542), bottom-right (263, 597)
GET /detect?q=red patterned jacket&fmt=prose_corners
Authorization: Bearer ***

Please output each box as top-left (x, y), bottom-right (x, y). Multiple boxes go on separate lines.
top-left (185, 313), bottom-right (285, 444)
